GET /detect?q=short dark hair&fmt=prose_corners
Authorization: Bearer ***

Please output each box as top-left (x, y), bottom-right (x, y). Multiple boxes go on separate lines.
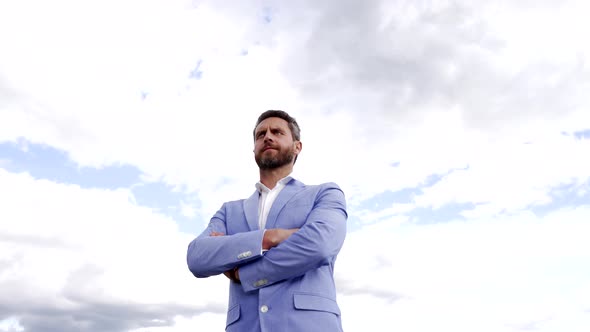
top-left (253, 110), bottom-right (301, 141)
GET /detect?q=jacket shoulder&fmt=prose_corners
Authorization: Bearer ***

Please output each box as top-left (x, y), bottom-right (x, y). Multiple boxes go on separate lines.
top-left (224, 198), bottom-right (246, 206)
top-left (304, 182), bottom-right (343, 192)
top-left (296, 182), bottom-right (345, 203)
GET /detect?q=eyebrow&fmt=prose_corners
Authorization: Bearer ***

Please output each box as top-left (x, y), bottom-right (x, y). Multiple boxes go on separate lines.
top-left (256, 126), bottom-right (285, 136)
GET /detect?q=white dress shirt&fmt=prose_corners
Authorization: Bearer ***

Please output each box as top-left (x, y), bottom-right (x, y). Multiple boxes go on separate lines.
top-left (255, 175), bottom-right (293, 229)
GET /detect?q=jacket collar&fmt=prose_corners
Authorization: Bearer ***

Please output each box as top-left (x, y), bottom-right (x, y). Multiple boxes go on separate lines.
top-left (243, 178), bottom-right (304, 231)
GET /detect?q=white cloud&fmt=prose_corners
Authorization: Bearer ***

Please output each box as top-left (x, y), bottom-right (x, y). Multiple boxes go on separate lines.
top-left (0, 318), bottom-right (23, 332)
top-left (1, 1), bottom-right (590, 331)
top-left (336, 207), bottom-right (590, 331)
top-left (414, 133), bottom-right (590, 217)
top-left (1, 0), bottom-right (589, 215)
top-left (3, 166), bottom-right (588, 331)
top-left (0, 0), bottom-right (304, 218)
top-left (0, 169), bottom-right (226, 331)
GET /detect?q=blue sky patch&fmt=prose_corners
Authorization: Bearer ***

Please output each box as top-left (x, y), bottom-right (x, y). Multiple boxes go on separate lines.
top-left (574, 129), bottom-right (590, 140)
top-left (531, 180), bottom-right (590, 216)
top-left (131, 181), bottom-right (203, 234)
top-left (261, 6), bottom-right (273, 23)
top-left (358, 167), bottom-right (469, 209)
top-left (0, 139), bottom-right (204, 233)
top-left (348, 167), bottom-right (473, 230)
top-left (362, 187), bottom-right (415, 210)
top-left (188, 60), bottom-right (203, 80)
top-left (0, 140), bottom-right (141, 189)
top-left (408, 202), bottom-right (477, 224)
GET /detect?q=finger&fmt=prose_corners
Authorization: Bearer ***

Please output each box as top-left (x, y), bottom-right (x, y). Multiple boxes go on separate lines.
top-left (223, 270), bottom-right (239, 283)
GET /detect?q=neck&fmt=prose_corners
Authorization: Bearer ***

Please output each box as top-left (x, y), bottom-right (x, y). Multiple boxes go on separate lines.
top-left (259, 164), bottom-right (293, 189)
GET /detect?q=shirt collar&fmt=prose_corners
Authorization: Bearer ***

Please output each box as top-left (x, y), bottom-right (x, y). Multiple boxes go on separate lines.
top-left (255, 174), bottom-right (294, 193)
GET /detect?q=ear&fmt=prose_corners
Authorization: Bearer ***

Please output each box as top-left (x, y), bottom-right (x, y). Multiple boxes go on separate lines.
top-left (294, 141), bottom-right (302, 155)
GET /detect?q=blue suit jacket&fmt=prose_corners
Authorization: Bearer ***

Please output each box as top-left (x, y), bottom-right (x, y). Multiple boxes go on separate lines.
top-left (187, 179), bottom-right (347, 331)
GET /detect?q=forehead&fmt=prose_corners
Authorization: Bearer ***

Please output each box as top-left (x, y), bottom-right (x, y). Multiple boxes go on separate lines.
top-left (255, 117), bottom-right (290, 132)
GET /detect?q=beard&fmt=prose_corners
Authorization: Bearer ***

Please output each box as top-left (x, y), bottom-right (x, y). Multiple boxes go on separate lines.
top-left (255, 146), bottom-right (295, 170)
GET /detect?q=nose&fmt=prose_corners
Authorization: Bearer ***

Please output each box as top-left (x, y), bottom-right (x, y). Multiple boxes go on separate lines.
top-left (263, 131), bottom-right (274, 143)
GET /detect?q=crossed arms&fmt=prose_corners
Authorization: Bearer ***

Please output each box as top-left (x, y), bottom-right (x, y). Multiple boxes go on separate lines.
top-left (186, 184), bottom-right (347, 292)
top-left (209, 229), bottom-right (298, 282)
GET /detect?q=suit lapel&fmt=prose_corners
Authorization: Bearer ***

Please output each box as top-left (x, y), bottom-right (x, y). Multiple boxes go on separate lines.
top-left (243, 190), bottom-right (260, 231)
top-left (265, 179), bottom-right (303, 229)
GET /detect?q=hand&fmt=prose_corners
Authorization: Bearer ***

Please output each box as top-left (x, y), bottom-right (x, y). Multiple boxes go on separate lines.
top-left (262, 228), bottom-right (299, 250)
top-left (209, 232), bottom-right (240, 283)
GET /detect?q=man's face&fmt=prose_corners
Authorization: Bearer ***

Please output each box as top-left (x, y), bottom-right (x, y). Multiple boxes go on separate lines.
top-left (254, 117), bottom-right (301, 170)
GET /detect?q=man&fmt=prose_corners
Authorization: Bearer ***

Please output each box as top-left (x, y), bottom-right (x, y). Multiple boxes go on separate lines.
top-left (187, 110), bottom-right (347, 332)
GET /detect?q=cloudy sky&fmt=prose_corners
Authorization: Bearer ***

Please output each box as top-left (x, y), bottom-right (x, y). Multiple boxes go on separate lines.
top-left (1, 0), bottom-right (589, 331)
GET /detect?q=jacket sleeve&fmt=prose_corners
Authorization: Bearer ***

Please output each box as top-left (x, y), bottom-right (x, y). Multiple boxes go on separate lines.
top-left (186, 202), bottom-right (266, 278)
top-left (238, 183), bottom-right (347, 292)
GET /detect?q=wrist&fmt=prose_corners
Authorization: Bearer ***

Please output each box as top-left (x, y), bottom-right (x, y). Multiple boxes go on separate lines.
top-left (262, 229), bottom-right (274, 250)
top-left (234, 267), bottom-right (240, 282)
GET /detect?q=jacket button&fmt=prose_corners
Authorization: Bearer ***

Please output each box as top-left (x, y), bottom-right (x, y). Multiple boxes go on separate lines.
top-left (254, 279), bottom-right (268, 287)
top-left (260, 305), bottom-right (269, 313)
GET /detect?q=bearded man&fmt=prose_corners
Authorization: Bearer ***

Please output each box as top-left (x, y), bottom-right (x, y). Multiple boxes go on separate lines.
top-left (187, 110), bottom-right (348, 332)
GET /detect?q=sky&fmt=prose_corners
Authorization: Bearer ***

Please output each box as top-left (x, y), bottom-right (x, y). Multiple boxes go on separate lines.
top-left (1, 0), bottom-right (589, 331)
